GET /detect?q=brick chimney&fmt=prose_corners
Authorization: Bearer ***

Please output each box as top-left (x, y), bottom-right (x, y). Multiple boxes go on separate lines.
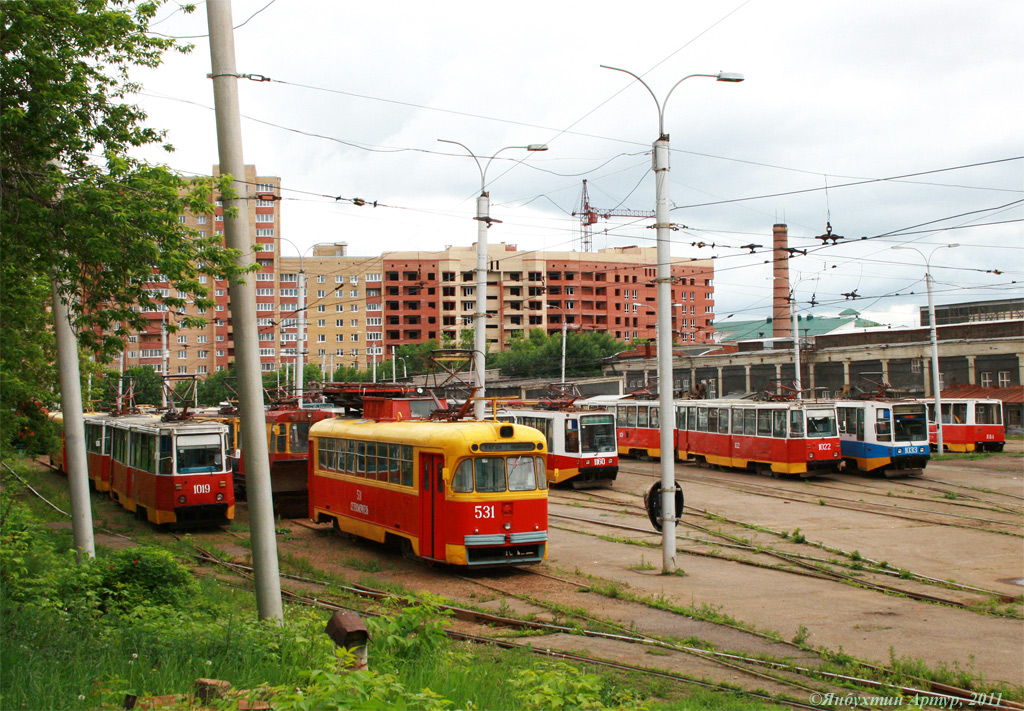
top-left (772, 224), bottom-right (791, 339)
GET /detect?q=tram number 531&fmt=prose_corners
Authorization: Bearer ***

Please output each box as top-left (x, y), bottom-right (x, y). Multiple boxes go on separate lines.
top-left (474, 505), bottom-right (495, 519)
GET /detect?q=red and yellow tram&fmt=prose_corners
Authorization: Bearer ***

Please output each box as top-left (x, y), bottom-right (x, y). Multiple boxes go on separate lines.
top-left (309, 419), bottom-right (548, 566)
top-left (676, 399), bottom-right (844, 477)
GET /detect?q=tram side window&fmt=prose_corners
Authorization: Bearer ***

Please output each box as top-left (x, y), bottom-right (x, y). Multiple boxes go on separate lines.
top-left (757, 410), bottom-right (772, 436)
top-left (86, 424), bottom-right (102, 454)
top-left (875, 409), bottom-right (892, 442)
top-left (317, 437), bottom-right (329, 470)
top-left (976, 403), bottom-right (1001, 425)
top-left (637, 406), bottom-right (649, 428)
top-left (651, 407), bottom-right (659, 428)
top-left (130, 432), bottom-right (156, 474)
top-left (619, 406), bottom-right (633, 427)
top-left (731, 408), bottom-right (744, 435)
top-left (564, 420), bottom-right (579, 454)
top-left (104, 426), bottom-right (113, 454)
top-left (676, 407), bottom-right (686, 430)
top-left (113, 429), bottom-right (128, 463)
top-left (789, 410), bottom-right (805, 437)
top-left (773, 410), bottom-right (787, 438)
top-left (401, 445), bottom-right (413, 486)
top-left (718, 408), bottom-right (730, 434)
top-left (355, 441), bottom-right (366, 474)
top-left (475, 458), bottom-right (506, 493)
top-left (687, 407), bottom-right (697, 432)
top-left (696, 407), bottom-right (708, 432)
top-left (952, 403), bottom-right (968, 424)
top-left (159, 434), bottom-right (174, 474)
top-left (708, 407), bottom-right (719, 433)
top-left (743, 410), bottom-right (756, 436)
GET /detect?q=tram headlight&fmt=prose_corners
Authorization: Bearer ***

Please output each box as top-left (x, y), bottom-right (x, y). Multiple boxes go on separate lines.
top-left (216, 492), bottom-right (225, 502)
top-left (503, 522), bottom-right (511, 531)
top-left (178, 495), bottom-right (187, 504)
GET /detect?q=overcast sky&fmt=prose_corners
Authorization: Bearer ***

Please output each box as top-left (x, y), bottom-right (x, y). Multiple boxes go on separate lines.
top-left (132, 0), bottom-right (1024, 327)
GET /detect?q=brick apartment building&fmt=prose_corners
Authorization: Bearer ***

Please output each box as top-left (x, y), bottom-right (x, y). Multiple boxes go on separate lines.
top-left (121, 167), bottom-right (716, 378)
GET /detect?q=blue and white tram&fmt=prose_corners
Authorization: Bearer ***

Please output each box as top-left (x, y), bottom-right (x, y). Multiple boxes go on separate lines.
top-left (834, 400), bottom-right (930, 477)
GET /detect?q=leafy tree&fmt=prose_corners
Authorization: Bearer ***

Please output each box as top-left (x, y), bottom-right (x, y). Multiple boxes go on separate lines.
top-left (488, 328), bottom-right (627, 379)
top-left (1, 0), bottom-right (246, 447)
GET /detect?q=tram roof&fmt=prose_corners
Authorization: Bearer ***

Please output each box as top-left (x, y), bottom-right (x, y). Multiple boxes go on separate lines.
top-left (310, 418), bottom-right (546, 447)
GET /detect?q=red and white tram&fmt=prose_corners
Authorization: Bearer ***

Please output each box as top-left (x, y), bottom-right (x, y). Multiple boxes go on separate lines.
top-left (926, 398), bottom-right (1005, 453)
top-left (581, 396), bottom-right (664, 460)
top-left (676, 399), bottom-right (844, 477)
top-left (497, 408), bottom-right (618, 488)
top-left (103, 413), bottom-right (234, 526)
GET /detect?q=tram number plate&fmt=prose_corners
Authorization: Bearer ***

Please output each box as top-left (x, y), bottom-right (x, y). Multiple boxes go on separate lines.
top-left (593, 458), bottom-right (607, 466)
top-left (817, 443), bottom-right (832, 451)
top-left (474, 505), bottom-right (495, 519)
top-left (193, 483), bottom-right (211, 494)
top-left (986, 434), bottom-right (995, 439)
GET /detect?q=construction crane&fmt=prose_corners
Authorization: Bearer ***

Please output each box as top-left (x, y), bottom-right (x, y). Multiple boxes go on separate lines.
top-left (572, 179), bottom-right (655, 252)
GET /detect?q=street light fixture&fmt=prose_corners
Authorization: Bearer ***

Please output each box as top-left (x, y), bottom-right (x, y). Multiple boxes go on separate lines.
top-left (603, 65), bottom-right (743, 575)
top-left (438, 139), bottom-right (548, 419)
top-left (893, 243), bottom-right (959, 453)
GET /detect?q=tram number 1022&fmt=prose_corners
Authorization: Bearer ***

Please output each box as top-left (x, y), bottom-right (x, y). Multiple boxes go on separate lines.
top-left (474, 504), bottom-right (496, 519)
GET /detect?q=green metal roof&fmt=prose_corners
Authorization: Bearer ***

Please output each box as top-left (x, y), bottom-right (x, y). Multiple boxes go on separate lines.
top-left (715, 314), bottom-right (881, 342)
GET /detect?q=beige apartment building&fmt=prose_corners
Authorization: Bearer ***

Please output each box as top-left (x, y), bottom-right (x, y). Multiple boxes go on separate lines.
top-left (121, 166), bottom-right (716, 381)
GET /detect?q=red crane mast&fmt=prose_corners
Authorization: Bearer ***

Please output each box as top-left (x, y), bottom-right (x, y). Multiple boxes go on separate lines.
top-left (572, 179), bottom-right (655, 252)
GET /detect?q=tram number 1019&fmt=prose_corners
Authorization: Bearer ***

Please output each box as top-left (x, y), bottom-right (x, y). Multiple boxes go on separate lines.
top-left (194, 483), bottom-right (211, 494)
top-left (474, 504), bottom-right (496, 519)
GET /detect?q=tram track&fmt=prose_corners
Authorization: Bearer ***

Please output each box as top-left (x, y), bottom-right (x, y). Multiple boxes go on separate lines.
top-left (191, 543), bottom-right (1023, 711)
top-left (619, 463), bottom-right (1024, 536)
top-left (549, 487), bottom-right (1022, 611)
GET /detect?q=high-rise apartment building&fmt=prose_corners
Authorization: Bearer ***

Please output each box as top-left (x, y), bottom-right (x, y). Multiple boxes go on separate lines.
top-left (120, 168), bottom-right (716, 380)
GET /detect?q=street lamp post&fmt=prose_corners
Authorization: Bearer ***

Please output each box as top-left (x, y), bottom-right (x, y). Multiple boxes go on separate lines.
top-left (547, 303), bottom-right (575, 384)
top-left (603, 65), bottom-right (743, 574)
top-left (439, 139), bottom-right (548, 419)
top-left (893, 244), bottom-right (959, 453)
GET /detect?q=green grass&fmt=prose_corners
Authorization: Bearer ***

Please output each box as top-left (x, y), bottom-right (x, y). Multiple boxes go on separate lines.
top-left (2, 458), bottom-right (792, 711)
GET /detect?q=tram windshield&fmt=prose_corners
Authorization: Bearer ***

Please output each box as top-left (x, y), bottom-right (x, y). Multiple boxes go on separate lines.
top-left (893, 406), bottom-right (928, 441)
top-left (804, 409), bottom-right (837, 437)
top-left (290, 422), bottom-right (312, 453)
top-left (452, 456), bottom-right (548, 493)
top-left (176, 434), bottom-right (223, 473)
top-left (579, 415), bottom-right (616, 453)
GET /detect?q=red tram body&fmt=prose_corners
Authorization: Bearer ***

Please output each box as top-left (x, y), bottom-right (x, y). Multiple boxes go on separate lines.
top-left (675, 400), bottom-right (844, 477)
top-left (102, 414), bottom-right (234, 526)
top-left (926, 398), bottom-right (1005, 453)
top-left (581, 396), bottom-right (664, 459)
top-left (497, 408), bottom-right (619, 488)
top-left (309, 419), bottom-right (549, 567)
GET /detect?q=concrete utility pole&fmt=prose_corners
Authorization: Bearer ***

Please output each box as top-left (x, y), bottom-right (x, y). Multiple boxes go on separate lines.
top-left (51, 280), bottom-right (96, 560)
top-left (207, 0), bottom-right (283, 621)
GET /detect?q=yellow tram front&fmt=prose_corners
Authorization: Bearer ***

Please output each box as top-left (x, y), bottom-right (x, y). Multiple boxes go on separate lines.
top-left (309, 419), bottom-right (549, 567)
